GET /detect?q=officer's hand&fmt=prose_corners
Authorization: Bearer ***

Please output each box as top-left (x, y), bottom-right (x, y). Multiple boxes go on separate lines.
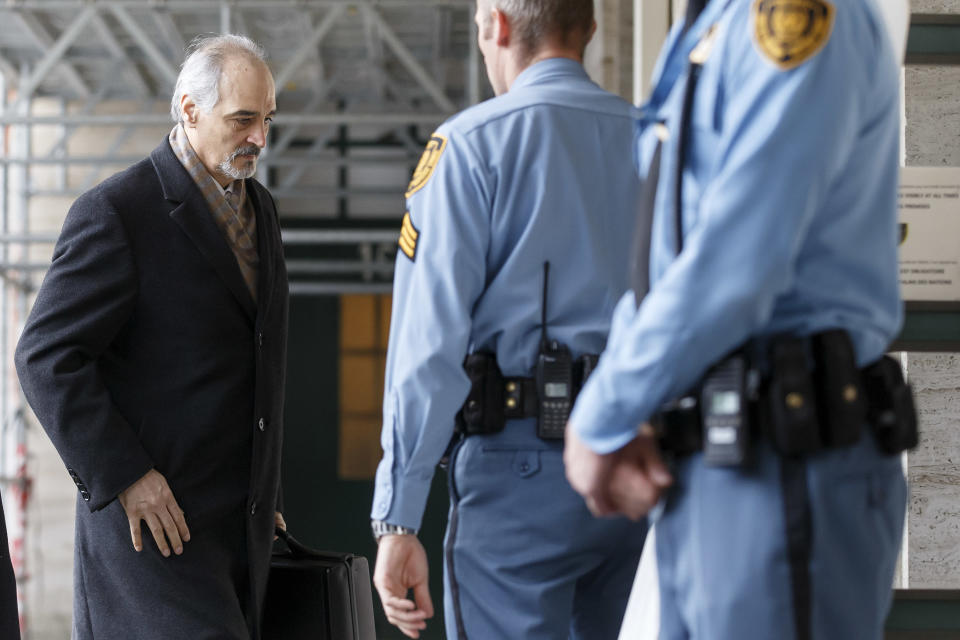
top-left (373, 534), bottom-right (433, 639)
top-left (117, 469), bottom-right (190, 557)
top-left (564, 423), bottom-right (672, 519)
top-left (607, 427), bottom-right (673, 520)
top-left (274, 511), bottom-right (286, 540)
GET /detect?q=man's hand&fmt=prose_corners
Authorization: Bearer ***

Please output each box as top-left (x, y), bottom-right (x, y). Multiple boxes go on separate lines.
top-left (373, 534), bottom-right (434, 639)
top-left (117, 469), bottom-right (190, 557)
top-left (274, 512), bottom-right (286, 540)
top-left (564, 423), bottom-right (673, 520)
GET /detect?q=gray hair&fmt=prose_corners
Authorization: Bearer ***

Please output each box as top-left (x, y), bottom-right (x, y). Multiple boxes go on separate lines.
top-left (478, 0), bottom-right (593, 58)
top-left (170, 34), bottom-right (267, 123)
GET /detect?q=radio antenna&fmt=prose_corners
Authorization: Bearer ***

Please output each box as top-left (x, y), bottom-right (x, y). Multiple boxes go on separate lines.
top-left (540, 261), bottom-right (550, 349)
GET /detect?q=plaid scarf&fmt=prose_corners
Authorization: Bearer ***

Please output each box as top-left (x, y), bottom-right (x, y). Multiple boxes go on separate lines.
top-left (169, 124), bottom-right (259, 301)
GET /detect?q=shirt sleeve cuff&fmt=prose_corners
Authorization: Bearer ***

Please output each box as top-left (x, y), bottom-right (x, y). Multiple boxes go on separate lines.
top-left (570, 369), bottom-right (643, 455)
top-left (371, 459), bottom-right (433, 531)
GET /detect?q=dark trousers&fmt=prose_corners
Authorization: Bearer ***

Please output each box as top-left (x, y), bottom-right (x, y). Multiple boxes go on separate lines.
top-left (73, 498), bottom-right (251, 640)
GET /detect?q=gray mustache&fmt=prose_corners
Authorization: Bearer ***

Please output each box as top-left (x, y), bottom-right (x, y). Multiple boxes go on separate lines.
top-left (230, 145), bottom-right (261, 160)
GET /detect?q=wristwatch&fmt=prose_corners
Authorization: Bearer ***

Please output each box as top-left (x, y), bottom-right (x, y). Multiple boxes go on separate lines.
top-left (371, 519), bottom-right (417, 541)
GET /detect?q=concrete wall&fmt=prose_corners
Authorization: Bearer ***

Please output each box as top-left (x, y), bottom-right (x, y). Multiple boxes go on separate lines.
top-left (905, 0), bottom-right (960, 589)
top-left (904, 353), bottom-right (960, 587)
top-left (903, 0), bottom-right (960, 588)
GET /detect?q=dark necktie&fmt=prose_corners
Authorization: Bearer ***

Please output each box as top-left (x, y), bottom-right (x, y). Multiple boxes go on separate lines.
top-left (630, 139), bottom-right (662, 308)
top-left (685, 0), bottom-right (708, 30)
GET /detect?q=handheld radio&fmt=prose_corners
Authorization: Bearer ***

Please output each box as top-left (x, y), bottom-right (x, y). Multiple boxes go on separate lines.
top-left (535, 262), bottom-right (574, 440)
top-left (700, 355), bottom-right (751, 466)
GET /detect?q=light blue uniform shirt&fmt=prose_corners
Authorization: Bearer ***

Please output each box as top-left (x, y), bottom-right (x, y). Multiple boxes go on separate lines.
top-left (571, 0), bottom-right (903, 454)
top-left (372, 59), bottom-right (641, 529)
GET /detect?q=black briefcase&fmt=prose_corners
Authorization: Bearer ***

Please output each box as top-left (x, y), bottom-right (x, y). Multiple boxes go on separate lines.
top-left (262, 529), bottom-right (376, 640)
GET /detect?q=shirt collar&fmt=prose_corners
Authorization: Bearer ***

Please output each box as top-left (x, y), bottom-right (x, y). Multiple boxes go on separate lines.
top-left (510, 57), bottom-right (589, 92)
top-left (221, 179), bottom-right (242, 198)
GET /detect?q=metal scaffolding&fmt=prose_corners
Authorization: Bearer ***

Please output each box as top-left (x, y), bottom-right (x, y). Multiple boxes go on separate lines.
top-left (0, 0), bottom-right (482, 634)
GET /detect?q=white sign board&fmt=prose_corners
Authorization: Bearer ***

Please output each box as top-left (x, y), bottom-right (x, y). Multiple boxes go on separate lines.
top-left (898, 166), bottom-right (960, 302)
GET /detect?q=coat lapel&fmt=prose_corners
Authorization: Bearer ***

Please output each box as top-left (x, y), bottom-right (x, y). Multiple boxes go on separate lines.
top-left (247, 183), bottom-right (274, 316)
top-left (150, 138), bottom-right (257, 323)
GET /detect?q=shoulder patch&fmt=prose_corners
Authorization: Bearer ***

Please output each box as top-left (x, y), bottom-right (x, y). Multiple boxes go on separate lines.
top-left (405, 133), bottom-right (448, 198)
top-left (398, 212), bottom-right (419, 261)
top-left (752, 0), bottom-right (834, 71)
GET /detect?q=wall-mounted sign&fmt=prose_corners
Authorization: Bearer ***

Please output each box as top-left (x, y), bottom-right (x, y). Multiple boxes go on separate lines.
top-left (898, 166), bottom-right (960, 302)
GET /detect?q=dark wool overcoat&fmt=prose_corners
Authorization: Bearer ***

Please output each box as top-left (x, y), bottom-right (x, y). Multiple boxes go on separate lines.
top-left (15, 137), bottom-right (288, 639)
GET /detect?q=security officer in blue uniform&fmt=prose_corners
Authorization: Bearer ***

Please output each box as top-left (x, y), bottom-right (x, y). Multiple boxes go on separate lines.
top-left (565, 0), bottom-right (915, 639)
top-left (369, 0), bottom-right (645, 637)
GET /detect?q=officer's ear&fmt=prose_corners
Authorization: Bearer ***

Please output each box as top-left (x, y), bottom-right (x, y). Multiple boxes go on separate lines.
top-left (585, 19), bottom-right (597, 46)
top-left (493, 8), bottom-right (511, 47)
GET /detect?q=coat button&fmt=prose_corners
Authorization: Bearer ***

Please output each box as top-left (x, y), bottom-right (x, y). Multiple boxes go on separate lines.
top-left (258, 332), bottom-right (264, 347)
top-left (258, 418), bottom-right (265, 432)
top-left (250, 502), bottom-right (257, 516)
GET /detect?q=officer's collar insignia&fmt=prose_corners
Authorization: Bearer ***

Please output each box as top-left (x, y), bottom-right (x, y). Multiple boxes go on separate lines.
top-left (690, 24), bottom-right (720, 65)
top-left (399, 212), bottom-right (419, 261)
top-left (752, 0), bottom-right (834, 70)
top-left (405, 133), bottom-right (448, 198)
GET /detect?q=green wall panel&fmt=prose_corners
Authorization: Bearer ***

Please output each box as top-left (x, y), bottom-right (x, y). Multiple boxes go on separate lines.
top-left (281, 294), bottom-right (450, 639)
top-left (893, 304), bottom-right (960, 352)
top-left (906, 17), bottom-right (960, 64)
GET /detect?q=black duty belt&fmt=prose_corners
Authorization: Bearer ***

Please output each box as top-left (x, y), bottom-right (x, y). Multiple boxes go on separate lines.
top-left (456, 352), bottom-right (598, 437)
top-left (653, 330), bottom-right (918, 460)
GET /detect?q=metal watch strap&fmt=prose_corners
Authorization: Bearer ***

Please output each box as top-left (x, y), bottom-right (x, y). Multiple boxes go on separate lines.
top-left (371, 519), bottom-right (417, 541)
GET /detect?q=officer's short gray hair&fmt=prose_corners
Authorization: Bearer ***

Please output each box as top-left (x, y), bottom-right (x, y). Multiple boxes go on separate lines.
top-left (478, 0), bottom-right (593, 58)
top-left (170, 34), bottom-right (267, 123)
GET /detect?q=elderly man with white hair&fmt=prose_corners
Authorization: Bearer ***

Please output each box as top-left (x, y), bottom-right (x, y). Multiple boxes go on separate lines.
top-left (15, 34), bottom-right (288, 639)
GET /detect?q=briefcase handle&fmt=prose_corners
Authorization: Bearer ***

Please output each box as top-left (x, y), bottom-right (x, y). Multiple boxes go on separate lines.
top-left (275, 528), bottom-right (357, 564)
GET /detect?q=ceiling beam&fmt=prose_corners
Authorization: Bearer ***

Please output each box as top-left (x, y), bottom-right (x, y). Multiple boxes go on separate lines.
top-left (233, 9), bottom-right (250, 37)
top-left (0, 1), bottom-right (470, 8)
top-left (13, 9), bottom-right (94, 99)
top-left (109, 6), bottom-right (179, 89)
top-left (363, 9), bottom-right (387, 101)
top-left (43, 57), bottom-right (127, 159)
top-left (2, 5), bottom-right (97, 115)
top-left (151, 9), bottom-right (186, 58)
top-left (220, 3), bottom-right (232, 34)
top-left (0, 55), bottom-right (18, 84)
top-left (363, 6), bottom-right (456, 112)
top-left (0, 112), bottom-right (450, 126)
top-left (274, 6), bottom-right (345, 93)
top-left (90, 13), bottom-right (152, 97)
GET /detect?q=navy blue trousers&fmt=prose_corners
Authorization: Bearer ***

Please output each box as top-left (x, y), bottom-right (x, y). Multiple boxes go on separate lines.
top-left (655, 434), bottom-right (906, 640)
top-left (444, 421), bottom-right (648, 640)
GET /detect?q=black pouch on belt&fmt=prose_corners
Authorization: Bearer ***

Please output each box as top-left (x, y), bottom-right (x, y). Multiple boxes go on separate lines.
top-left (456, 351), bottom-right (505, 435)
top-left (811, 330), bottom-right (866, 448)
top-left (653, 395), bottom-right (702, 456)
top-left (767, 337), bottom-right (821, 456)
top-left (862, 355), bottom-right (919, 455)
top-left (575, 353), bottom-right (600, 395)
